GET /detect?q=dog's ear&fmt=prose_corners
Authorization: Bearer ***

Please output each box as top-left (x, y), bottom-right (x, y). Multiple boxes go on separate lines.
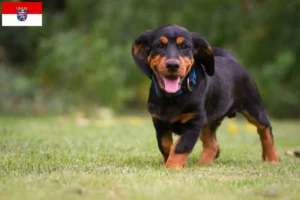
top-left (192, 33), bottom-right (215, 76)
top-left (132, 30), bottom-right (153, 78)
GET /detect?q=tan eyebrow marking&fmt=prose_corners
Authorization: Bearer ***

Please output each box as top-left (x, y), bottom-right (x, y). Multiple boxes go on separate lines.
top-left (176, 37), bottom-right (185, 45)
top-left (160, 36), bottom-right (168, 44)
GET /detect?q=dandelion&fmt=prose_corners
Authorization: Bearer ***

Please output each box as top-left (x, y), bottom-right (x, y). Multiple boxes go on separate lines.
top-left (94, 120), bottom-right (111, 127)
top-left (228, 122), bottom-right (238, 134)
top-left (244, 123), bottom-right (256, 132)
top-left (126, 117), bottom-right (144, 125)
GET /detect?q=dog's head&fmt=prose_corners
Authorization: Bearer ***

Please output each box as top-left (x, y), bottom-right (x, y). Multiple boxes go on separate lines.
top-left (132, 24), bottom-right (214, 94)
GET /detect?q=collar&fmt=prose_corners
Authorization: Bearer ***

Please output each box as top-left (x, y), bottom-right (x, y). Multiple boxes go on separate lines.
top-left (152, 68), bottom-right (196, 97)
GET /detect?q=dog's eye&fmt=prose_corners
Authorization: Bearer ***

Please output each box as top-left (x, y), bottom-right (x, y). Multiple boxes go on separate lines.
top-left (156, 43), bottom-right (165, 49)
top-left (179, 44), bottom-right (189, 49)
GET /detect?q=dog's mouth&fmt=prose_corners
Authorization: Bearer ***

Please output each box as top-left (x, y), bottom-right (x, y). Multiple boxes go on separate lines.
top-left (156, 73), bottom-right (183, 93)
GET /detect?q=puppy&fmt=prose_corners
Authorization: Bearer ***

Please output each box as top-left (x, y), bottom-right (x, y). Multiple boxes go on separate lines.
top-left (132, 24), bottom-right (279, 169)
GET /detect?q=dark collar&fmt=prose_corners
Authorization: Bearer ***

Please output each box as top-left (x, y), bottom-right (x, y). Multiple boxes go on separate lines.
top-left (152, 68), bottom-right (197, 97)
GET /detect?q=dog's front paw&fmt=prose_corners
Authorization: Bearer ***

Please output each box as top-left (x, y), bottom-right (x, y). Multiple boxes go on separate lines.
top-left (164, 161), bottom-right (185, 169)
top-left (164, 153), bottom-right (188, 169)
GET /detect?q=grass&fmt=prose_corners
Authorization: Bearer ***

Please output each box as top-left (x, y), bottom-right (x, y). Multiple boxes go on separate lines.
top-left (0, 116), bottom-right (300, 200)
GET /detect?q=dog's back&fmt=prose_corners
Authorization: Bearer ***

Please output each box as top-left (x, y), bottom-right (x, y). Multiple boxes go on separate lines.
top-left (213, 47), bottom-right (237, 62)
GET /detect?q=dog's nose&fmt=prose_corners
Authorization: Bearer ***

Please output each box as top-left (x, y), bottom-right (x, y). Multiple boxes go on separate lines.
top-left (166, 61), bottom-right (180, 72)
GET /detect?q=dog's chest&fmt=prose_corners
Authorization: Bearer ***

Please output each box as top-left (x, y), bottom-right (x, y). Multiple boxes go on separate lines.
top-left (148, 101), bottom-right (197, 124)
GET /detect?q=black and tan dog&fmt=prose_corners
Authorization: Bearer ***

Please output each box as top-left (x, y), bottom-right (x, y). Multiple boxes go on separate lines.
top-left (131, 24), bottom-right (279, 169)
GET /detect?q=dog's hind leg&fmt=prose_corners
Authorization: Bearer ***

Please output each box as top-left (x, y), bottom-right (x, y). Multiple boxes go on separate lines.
top-left (198, 121), bottom-right (221, 165)
top-left (241, 106), bottom-right (280, 162)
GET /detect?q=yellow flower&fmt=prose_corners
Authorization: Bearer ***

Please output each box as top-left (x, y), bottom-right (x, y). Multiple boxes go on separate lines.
top-left (126, 117), bottom-right (144, 125)
top-left (228, 122), bottom-right (238, 134)
top-left (244, 123), bottom-right (256, 132)
top-left (94, 120), bottom-right (111, 127)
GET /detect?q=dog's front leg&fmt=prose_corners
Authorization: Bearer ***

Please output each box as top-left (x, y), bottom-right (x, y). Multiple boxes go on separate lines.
top-left (153, 119), bottom-right (173, 163)
top-left (165, 120), bottom-right (202, 169)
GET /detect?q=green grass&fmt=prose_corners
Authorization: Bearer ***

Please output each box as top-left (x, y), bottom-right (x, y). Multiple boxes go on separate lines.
top-left (0, 116), bottom-right (300, 200)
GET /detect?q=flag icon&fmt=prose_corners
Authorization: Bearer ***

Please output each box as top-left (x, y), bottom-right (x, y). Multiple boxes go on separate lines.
top-left (2, 2), bottom-right (42, 26)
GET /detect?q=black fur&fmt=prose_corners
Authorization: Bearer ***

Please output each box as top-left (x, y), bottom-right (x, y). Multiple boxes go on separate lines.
top-left (132, 24), bottom-right (276, 163)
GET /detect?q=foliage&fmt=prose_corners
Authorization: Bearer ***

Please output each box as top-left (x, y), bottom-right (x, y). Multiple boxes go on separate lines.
top-left (0, 0), bottom-right (299, 117)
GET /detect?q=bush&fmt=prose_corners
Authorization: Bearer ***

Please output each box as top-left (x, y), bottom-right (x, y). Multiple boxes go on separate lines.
top-left (1, 0), bottom-right (300, 117)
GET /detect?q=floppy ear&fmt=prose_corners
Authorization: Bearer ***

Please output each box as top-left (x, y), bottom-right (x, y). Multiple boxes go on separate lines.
top-left (192, 33), bottom-right (215, 76)
top-left (131, 30), bottom-right (153, 79)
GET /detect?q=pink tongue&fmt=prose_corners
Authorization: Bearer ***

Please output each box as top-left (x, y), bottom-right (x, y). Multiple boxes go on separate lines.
top-left (162, 77), bottom-right (180, 93)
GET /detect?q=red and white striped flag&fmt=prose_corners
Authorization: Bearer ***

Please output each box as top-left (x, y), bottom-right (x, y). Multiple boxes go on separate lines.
top-left (2, 2), bottom-right (42, 26)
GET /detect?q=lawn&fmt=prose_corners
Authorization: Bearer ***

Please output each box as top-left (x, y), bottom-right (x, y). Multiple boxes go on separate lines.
top-left (0, 116), bottom-right (300, 200)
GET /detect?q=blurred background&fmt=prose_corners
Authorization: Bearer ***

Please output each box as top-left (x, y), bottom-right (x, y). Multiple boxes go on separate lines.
top-left (0, 0), bottom-right (300, 119)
